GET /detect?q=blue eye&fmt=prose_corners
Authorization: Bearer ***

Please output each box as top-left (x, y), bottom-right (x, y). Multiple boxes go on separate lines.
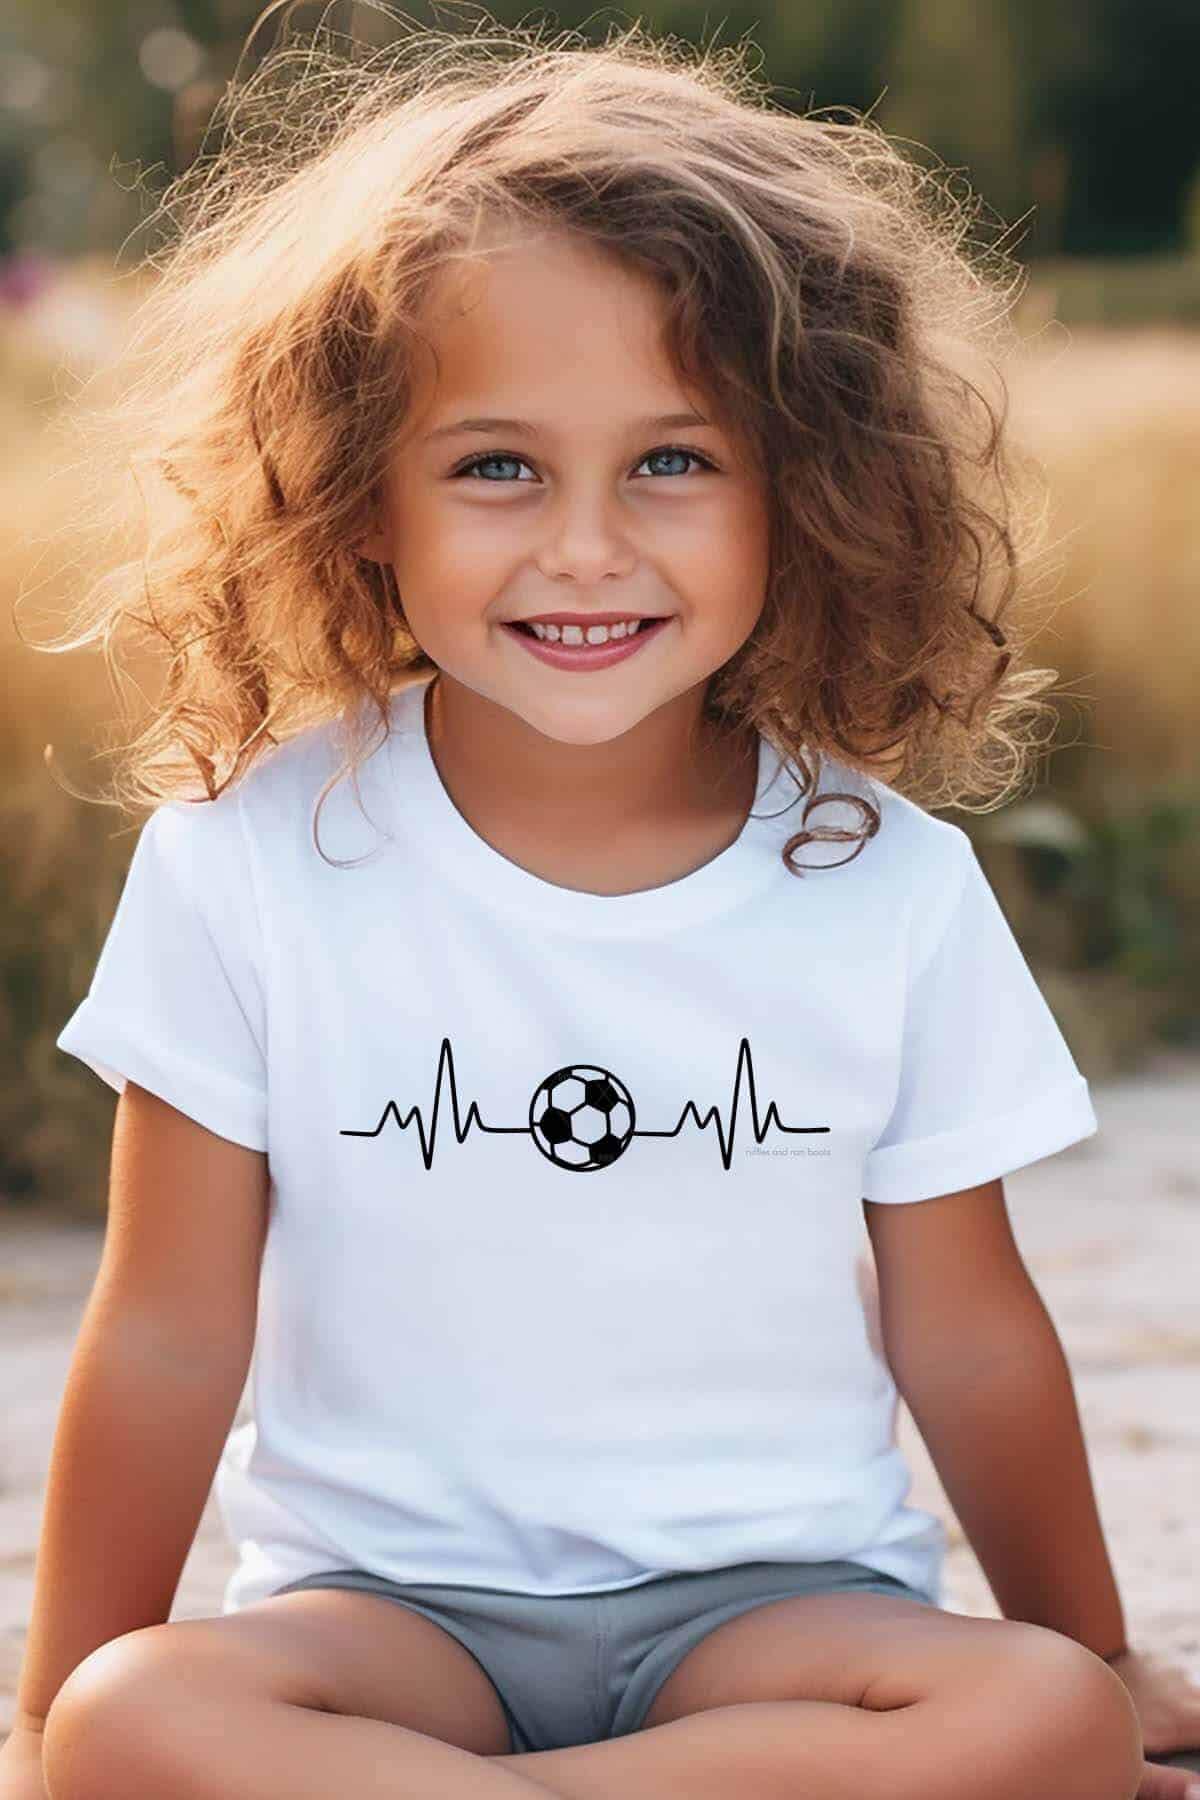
top-left (449, 445), bottom-right (717, 481)
top-left (635, 447), bottom-right (717, 478)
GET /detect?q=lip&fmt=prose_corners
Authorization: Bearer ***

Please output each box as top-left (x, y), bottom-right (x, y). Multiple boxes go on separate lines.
top-left (501, 615), bottom-right (672, 671)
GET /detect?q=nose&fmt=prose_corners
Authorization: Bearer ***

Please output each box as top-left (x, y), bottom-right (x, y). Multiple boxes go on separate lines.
top-left (533, 487), bottom-right (639, 585)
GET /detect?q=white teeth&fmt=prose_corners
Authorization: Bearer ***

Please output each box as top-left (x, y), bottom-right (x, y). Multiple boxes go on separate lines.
top-left (527, 618), bottom-right (649, 645)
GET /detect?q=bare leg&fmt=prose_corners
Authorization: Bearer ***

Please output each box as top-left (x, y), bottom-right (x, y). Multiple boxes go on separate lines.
top-left (41, 1637), bottom-right (820, 1800)
top-left (493, 1584), bottom-right (1149, 1800)
top-left (503, 1690), bottom-right (1146, 1800)
top-left (41, 1588), bottom-right (1142, 1800)
top-left (41, 1674), bottom-right (879, 1800)
top-left (45, 1672), bottom-right (1140, 1800)
top-left (44, 1689), bottom-right (545, 1800)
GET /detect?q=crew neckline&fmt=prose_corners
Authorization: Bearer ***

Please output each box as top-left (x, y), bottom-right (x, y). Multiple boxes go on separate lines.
top-left (385, 675), bottom-right (800, 934)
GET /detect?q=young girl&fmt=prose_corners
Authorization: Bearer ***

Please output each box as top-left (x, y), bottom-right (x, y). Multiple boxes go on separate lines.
top-left (8, 13), bottom-right (1200, 1800)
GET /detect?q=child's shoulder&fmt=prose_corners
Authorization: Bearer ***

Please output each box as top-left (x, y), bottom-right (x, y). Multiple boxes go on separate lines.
top-left (151, 701), bottom-right (385, 846)
top-left (789, 756), bottom-right (978, 984)
top-left (800, 748), bottom-right (972, 883)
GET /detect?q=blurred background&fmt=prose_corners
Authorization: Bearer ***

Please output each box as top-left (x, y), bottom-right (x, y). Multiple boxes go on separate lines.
top-left (1, 0), bottom-right (1198, 1727)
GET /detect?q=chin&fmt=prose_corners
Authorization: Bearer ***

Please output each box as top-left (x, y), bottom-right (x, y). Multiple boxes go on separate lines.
top-left (508, 689), bottom-right (668, 749)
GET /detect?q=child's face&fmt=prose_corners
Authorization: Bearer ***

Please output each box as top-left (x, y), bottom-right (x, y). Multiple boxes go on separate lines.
top-left (360, 225), bottom-right (770, 748)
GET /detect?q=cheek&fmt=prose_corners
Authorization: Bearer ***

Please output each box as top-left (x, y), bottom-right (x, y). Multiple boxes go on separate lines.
top-left (703, 498), bottom-right (770, 605)
top-left (388, 499), bottom-right (508, 609)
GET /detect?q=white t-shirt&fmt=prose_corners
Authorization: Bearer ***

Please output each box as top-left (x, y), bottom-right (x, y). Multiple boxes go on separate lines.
top-left (57, 673), bottom-right (1097, 1613)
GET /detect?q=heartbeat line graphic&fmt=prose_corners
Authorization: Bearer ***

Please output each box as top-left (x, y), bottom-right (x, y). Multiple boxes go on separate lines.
top-left (340, 1037), bottom-right (828, 1172)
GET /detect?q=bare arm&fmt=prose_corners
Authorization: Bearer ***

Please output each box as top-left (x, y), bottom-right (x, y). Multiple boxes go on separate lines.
top-left (863, 1178), bottom-right (1128, 1661)
top-left (12, 1081), bottom-right (268, 1730)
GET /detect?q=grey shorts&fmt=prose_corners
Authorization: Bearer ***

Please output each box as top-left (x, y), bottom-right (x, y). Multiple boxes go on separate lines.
top-left (272, 1557), bottom-right (936, 1753)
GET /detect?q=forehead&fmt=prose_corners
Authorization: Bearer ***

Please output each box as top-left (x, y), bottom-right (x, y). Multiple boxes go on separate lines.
top-left (411, 229), bottom-right (701, 418)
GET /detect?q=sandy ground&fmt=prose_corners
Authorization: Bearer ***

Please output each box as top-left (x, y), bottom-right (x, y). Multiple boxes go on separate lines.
top-left (2, 1047), bottom-right (1198, 1745)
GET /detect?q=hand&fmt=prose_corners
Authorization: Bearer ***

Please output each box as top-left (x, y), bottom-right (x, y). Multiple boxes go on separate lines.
top-left (1104, 1646), bottom-right (1200, 1800)
top-left (0, 1722), bottom-right (49, 1800)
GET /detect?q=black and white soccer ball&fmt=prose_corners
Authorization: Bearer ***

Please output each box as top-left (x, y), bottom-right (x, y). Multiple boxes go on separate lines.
top-left (528, 1065), bottom-right (636, 1171)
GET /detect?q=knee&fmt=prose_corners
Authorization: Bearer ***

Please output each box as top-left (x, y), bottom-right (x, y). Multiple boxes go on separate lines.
top-left (1005, 1628), bottom-right (1144, 1800)
top-left (41, 1626), bottom-right (181, 1800)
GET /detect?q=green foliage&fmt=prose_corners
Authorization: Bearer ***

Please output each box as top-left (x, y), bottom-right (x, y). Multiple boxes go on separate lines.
top-left (974, 784), bottom-right (1200, 1055)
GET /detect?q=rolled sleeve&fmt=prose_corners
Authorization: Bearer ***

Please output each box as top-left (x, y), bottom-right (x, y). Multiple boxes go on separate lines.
top-left (56, 794), bottom-right (268, 1152)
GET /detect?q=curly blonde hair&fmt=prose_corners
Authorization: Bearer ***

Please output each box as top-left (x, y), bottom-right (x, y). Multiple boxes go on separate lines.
top-left (32, 4), bottom-right (1067, 871)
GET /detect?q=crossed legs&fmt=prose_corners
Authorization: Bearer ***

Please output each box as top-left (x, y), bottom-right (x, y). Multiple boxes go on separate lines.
top-left (39, 1584), bottom-right (1143, 1800)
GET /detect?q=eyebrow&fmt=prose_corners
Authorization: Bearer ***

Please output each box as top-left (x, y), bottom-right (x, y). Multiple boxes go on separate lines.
top-left (421, 410), bottom-right (713, 443)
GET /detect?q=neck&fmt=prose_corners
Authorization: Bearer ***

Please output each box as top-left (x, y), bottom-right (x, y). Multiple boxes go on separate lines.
top-left (423, 673), bottom-right (758, 849)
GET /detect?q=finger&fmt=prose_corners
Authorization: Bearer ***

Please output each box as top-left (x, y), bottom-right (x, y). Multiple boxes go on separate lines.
top-left (1135, 1758), bottom-right (1200, 1800)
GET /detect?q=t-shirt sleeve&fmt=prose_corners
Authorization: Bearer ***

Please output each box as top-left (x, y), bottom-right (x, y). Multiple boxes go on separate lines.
top-left (56, 793), bottom-right (268, 1152)
top-left (862, 829), bottom-right (1096, 1205)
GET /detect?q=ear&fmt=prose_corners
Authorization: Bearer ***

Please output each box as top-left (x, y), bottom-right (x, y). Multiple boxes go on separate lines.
top-left (355, 531), bottom-right (390, 564)
top-left (354, 496), bottom-right (391, 564)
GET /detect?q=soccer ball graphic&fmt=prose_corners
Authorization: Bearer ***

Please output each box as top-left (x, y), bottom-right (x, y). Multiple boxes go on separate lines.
top-left (528, 1065), bottom-right (636, 1171)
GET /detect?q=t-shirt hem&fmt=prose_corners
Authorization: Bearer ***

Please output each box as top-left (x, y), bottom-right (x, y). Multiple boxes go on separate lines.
top-left (57, 996), bottom-right (268, 1152)
top-left (861, 1072), bottom-right (1096, 1205)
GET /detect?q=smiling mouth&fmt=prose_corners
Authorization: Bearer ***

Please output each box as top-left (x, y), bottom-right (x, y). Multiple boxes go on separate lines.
top-left (507, 617), bottom-right (667, 644)
top-left (501, 613), bottom-right (673, 667)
